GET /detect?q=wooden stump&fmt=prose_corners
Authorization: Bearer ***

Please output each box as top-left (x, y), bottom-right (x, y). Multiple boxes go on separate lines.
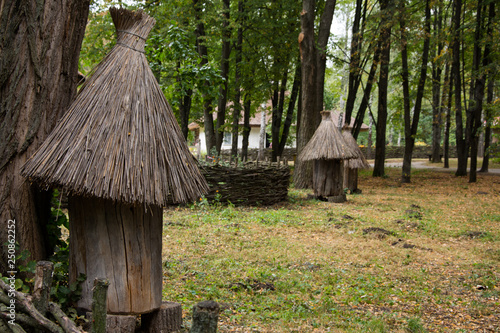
top-left (344, 167), bottom-right (359, 194)
top-left (142, 301), bottom-right (183, 333)
top-left (313, 159), bottom-right (344, 198)
top-left (69, 196), bottom-right (163, 314)
top-left (86, 313), bottom-right (137, 333)
top-left (190, 301), bottom-right (219, 333)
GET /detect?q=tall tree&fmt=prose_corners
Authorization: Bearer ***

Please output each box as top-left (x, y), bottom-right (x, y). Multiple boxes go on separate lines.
top-left (430, 0), bottom-right (444, 163)
top-left (452, 0), bottom-right (467, 176)
top-left (400, 0), bottom-right (431, 183)
top-left (0, 0), bottom-right (90, 270)
top-left (372, 0), bottom-right (393, 177)
top-left (295, 0), bottom-right (337, 189)
top-left (215, 0), bottom-right (231, 154)
top-left (232, 0), bottom-right (245, 160)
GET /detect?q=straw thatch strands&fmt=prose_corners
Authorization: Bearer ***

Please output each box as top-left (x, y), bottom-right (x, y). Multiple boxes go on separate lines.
top-left (342, 130), bottom-right (370, 194)
top-left (22, 7), bottom-right (208, 318)
top-left (299, 111), bottom-right (356, 202)
top-left (21, 7), bottom-right (208, 206)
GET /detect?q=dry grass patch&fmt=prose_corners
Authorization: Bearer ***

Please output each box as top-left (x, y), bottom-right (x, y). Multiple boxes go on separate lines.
top-left (161, 168), bottom-right (500, 332)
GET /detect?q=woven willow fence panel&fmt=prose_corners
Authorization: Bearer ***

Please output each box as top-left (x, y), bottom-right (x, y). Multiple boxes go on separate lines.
top-left (200, 162), bottom-right (291, 206)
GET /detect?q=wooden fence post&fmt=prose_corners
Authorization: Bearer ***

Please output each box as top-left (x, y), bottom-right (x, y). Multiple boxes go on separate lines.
top-left (33, 261), bottom-right (54, 318)
top-left (190, 301), bottom-right (219, 333)
top-left (91, 278), bottom-right (109, 333)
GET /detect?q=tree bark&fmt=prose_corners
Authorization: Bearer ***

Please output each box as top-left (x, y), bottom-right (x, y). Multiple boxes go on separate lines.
top-left (0, 0), bottom-right (90, 271)
top-left (373, 0), bottom-right (393, 178)
top-left (232, 0), bottom-right (245, 160)
top-left (431, 1), bottom-right (444, 163)
top-left (194, 0), bottom-right (216, 155)
top-left (241, 94), bottom-right (251, 161)
top-left (401, 0), bottom-right (431, 183)
top-left (452, 0), bottom-right (467, 176)
top-left (295, 0), bottom-right (337, 189)
top-left (215, 0), bottom-right (231, 154)
top-left (443, 63), bottom-right (452, 169)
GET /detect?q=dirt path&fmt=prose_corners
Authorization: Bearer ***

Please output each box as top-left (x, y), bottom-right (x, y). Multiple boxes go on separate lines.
top-left (376, 160), bottom-right (500, 175)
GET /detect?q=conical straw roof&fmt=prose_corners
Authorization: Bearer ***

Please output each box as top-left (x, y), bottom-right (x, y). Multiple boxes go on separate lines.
top-left (21, 7), bottom-right (208, 205)
top-left (299, 111), bottom-right (357, 161)
top-left (342, 130), bottom-right (370, 169)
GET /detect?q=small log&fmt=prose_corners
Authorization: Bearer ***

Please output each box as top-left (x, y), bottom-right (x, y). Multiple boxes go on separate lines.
top-left (33, 261), bottom-right (54, 317)
top-left (190, 301), bottom-right (219, 333)
top-left (106, 315), bottom-right (136, 333)
top-left (91, 278), bottom-right (109, 333)
top-left (142, 301), bottom-right (182, 333)
top-left (0, 281), bottom-right (65, 333)
top-left (0, 318), bottom-right (13, 333)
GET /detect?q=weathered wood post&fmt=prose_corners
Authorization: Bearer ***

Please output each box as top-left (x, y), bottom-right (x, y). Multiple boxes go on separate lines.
top-left (190, 301), bottom-right (220, 333)
top-left (342, 130), bottom-right (370, 194)
top-left (21, 6), bottom-right (208, 331)
top-left (299, 111), bottom-right (356, 202)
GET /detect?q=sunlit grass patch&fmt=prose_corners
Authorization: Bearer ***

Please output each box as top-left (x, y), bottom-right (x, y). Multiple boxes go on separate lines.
top-left (162, 168), bottom-right (500, 332)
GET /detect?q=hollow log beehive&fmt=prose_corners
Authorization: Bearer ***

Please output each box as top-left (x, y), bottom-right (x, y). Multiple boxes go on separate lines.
top-left (299, 111), bottom-right (356, 201)
top-left (22, 7), bottom-right (208, 314)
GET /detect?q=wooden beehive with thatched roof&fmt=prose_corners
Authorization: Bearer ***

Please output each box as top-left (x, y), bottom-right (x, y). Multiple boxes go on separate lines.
top-left (22, 7), bottom-right (208, 315)
top-left (299, 111), bottom-right (356, 202)
top-left (342, 130), bottom-right (370, 194)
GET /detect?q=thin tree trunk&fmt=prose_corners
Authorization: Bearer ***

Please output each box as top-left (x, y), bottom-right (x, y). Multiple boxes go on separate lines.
top-left (401, 0), bottom-right (431, 183)
top-left (452, 0), bottom-right (467, 176)
top-left (277, 61), bottom-right (301, 158)
top-left (241, 94), bottom-right (251, 161)
top-left (443, 63), bottom-right (452, 169)
top-left (231, 0), bottom-right (245, 161)
top-left (271, 69), bottom-right (288, 162)
top-left (373, 0), bottom-right (392, 178)
top-left (194, 0), bottom-right (216, 155)
top-left (215, 0), bottom-right (231, 154)
top-left (467, 0), bottom-right (485, 182)
top-left (0, 0), bottom-right (90, 271)
top-left (431, 2), bottom-right (443, 163)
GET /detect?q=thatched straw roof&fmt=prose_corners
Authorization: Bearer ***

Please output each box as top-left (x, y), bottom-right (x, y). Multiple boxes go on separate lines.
top-left (342, 130), bottom-right (370, 169)
top-left (21, 7), bottom-right (208, 205)
top-left (299, 111), bottom-right (357, 161)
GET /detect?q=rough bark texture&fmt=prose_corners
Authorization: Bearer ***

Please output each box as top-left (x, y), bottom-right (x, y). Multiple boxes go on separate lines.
top-left (431, 3), bottom-right (443, 163)
top-left (33, 261), bottom-right (54, 318)
top-left (452, 0), bottom-right (467, 176)
top-left (142, 301), bottom-right (183, 333)
top-left (0, 0), bottom-right (90, 271)
top-left (373, 0), bottom-right (392, 178)
top-left (401, 0), bottom-right (431, 183)
top-left (91, 278), bottom-right (109, 333)
top-left (295, 0), bottom-right (336, 189)
top-left (69, 196), bottom-right (162, 314)
top-left (294, 0), bottom-right (317, 189)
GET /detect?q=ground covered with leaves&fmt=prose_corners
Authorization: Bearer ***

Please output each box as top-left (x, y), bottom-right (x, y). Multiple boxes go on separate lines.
top-left (161, 168), bottom-right (500, 332)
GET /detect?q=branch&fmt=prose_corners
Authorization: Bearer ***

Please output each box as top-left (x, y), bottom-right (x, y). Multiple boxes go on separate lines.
top-left (49, 302), bottom-right (86, 333)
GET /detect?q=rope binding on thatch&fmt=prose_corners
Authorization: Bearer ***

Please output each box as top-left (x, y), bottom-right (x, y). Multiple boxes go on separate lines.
top-left (21, 7), bottom-right (208, 206)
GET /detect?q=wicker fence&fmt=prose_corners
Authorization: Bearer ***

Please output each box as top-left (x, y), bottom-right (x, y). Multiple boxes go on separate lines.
top-left (200, 160), bottom-right (291, 206)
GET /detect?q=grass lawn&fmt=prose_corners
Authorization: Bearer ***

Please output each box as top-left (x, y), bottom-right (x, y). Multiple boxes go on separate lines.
top-left (161, 168), bottom-right (500, 332)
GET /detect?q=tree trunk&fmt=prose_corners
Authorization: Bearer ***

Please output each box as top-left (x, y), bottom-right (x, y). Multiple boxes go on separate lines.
top-left (241, 94), bottom-right (251, 161)
top-left (277, 61), bottom-right (301, 158)
top-left (295, 0), bottom-right (337, 189)
top-left (295, 0), bottom-right (318, 189)
top-left (0, 0), bottom-right (90, 271)
top-left (431, 1), bottom-right (444, 163)
top-left (313, 159), bottom-right (345, 202)
top-left (401, 0), bottom-right (431, 183)
top-left (467, 0), bottom-right (485, 183)
top-left (373, 0), bottom-right (392, 178)
top-left (344, 0), bottom-right (364, 125)
top-left (452, 0), bottom-right (467, 176)
top-left (443, 63), bottom-right (452, 169)
top-left (194, 0), bottom-right (216, 155)
top-left (232, 0), bottom-right (245, 160)
top-left (215, 0), bottom-right (231, 154)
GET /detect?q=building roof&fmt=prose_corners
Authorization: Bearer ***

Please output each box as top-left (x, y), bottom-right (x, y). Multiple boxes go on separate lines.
top-left (21, 7), bottom-right (208, 206)
top-left (342, 130), bottom-right (370, 169)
